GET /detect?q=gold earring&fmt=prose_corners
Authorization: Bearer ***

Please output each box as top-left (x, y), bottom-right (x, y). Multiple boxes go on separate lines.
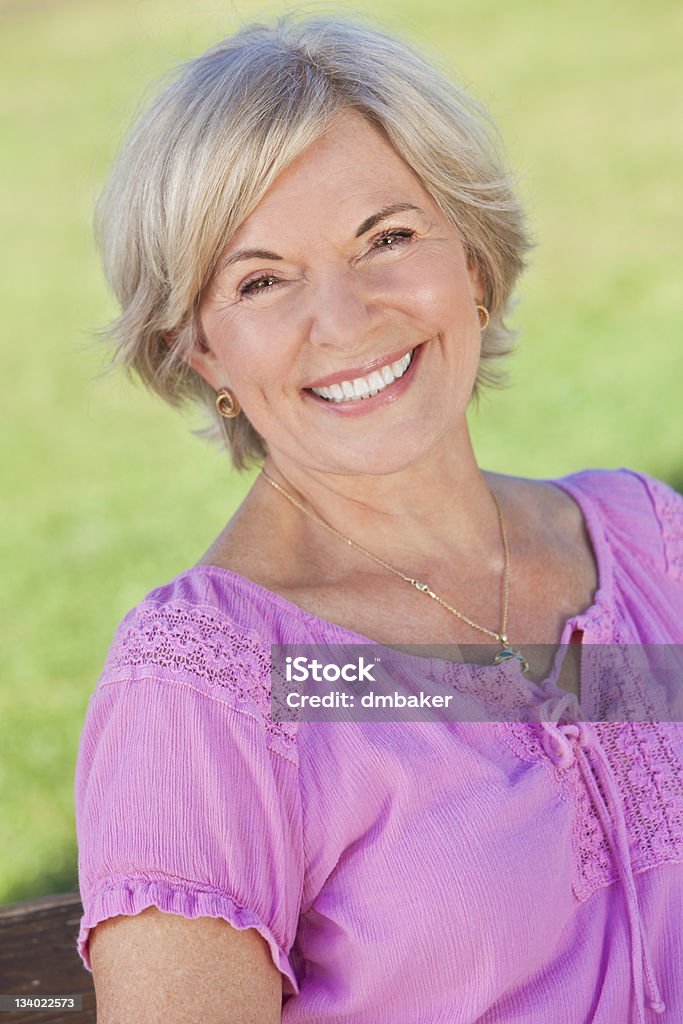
top-left (215, 387), bottom-right (241, 419)
top-left (475, 304), bottom-right (490, 330)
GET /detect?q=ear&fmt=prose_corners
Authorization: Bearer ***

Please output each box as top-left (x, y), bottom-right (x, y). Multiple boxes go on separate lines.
top-left (162, 329), bottom-right (225, 392)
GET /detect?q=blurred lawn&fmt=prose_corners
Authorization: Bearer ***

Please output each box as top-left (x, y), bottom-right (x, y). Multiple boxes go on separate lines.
top-left (0, 0), bottom-right (681, 902)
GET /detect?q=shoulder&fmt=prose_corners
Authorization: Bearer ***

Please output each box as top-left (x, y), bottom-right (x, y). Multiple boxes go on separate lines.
top-left (94, 567), bottom-right (299, 761)
top-left (101, 570), bottom-right (269, 689)
top-left (549, 467), bottom-right (683, 581)
top-left (102, 564), bottom-right (311, 677)
top-left (494, 467), bottom-right (682, 641)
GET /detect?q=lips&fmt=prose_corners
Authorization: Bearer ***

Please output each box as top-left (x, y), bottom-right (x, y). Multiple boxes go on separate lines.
top-left (303, 343), bottom-right (417, 391)
top-left (303, 339), bottom-right (425, 415)
top-left (310, 349), bottom-right (414, 403)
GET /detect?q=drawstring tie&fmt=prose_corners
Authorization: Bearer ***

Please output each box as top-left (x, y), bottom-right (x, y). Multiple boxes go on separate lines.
top-left (537, 694), bottom-right (665, 1022)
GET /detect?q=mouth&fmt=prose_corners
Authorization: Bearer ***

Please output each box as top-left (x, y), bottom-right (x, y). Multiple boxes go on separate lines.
top-left (303, 344), bottom-right (421, 408)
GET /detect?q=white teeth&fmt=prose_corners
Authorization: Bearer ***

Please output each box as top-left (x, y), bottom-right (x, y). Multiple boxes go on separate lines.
top-left (391, 352), bottom-right (411, 376)
top-left (311, 348), bottom-right (415, 402)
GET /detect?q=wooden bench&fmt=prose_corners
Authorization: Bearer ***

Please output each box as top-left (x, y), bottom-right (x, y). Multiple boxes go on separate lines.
top-left (0, 893), bottom-right (95, 1022)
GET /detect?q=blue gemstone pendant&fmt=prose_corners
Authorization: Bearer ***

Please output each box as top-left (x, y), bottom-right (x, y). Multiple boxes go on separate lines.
top-left (494, 645), bottom-right (530, 674)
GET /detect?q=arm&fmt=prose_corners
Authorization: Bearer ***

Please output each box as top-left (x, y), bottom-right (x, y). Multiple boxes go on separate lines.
top-left (90, 908), bottom-right (281, 1024)
top-left (76, 600), bottom-right (304, 1019)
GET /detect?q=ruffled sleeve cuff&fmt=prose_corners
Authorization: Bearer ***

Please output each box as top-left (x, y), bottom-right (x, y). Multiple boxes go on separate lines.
top-left (77, 875), bottom-right (300, 996)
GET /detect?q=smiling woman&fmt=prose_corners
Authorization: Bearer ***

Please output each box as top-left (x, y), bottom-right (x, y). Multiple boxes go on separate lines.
top-left (75, 10), bottom-right (683, 1024)
top-left (94, 15), bottom-right (527, 471)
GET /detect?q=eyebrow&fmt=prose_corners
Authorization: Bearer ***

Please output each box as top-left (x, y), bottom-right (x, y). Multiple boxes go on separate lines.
top-left (354, 202), bottom-right (424, 237)
top-left (216, 203), bottom-right (425, 273)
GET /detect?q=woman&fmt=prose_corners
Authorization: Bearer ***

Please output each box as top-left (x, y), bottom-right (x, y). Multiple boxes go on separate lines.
top-left (74, 12), bottom-right (683, 1024)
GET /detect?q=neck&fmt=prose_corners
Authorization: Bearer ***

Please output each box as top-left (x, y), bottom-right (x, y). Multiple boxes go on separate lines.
top-left (259, 425), bottom-right (507, 578)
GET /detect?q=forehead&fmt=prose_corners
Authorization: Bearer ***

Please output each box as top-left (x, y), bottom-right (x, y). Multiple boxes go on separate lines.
top-left (232, 110), bottom-right (434, 240)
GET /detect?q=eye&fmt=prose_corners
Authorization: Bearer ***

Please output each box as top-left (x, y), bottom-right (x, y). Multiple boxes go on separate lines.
top-left (238, 274), bottom-right (280, 299)
top-left (370, 227), bottom-right (417, 251)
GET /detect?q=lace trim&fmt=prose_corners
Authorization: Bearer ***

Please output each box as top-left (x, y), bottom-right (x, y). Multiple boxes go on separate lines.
top-left (101, 600), bottom-right (297, 763)
top-left (440, 659), bottom-right (536, 719)
top-left (641, 474), bottom-right (683, 580)
top-left (502, 721), bottom-right (683, 901)
top-left (583, 640), bottom-right (668, 722)
top-left (577, 593), bottom-right (620, 644)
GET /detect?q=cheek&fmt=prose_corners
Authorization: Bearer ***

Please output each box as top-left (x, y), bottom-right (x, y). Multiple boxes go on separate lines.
top-left (200, 309), bottom-right (276, 389)
top-left (222, 336), bottom-right (298, 408)
top-left (391, 247), bottom-right (473, 315)
top-left (404, 277), bottom-right (479, 347)
top-left (229, 349), bottom-right (273, 392)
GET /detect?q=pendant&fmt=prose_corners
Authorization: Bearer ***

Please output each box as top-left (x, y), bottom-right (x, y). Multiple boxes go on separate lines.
top-left (493, 640), bottom-right (530, 674)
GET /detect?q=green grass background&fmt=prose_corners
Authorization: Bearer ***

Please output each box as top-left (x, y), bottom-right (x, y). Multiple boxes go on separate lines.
top-left (0, 0), bottom-right (681, 903)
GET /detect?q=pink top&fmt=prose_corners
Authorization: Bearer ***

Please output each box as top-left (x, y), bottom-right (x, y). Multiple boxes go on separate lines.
top-left (75, 468), bottom-right (683, 1023)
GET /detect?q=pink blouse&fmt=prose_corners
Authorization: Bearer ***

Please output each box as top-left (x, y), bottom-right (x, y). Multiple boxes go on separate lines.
top-left (75, 468), bottom-right (683, 1023)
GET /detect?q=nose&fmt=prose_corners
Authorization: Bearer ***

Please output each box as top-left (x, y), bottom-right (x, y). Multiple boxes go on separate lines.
top-left (306, 269), bottom-right (380, 352)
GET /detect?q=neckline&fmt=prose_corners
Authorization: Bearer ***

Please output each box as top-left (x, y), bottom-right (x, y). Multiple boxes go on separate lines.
top-left (175, 471), bottom-right (615, 696)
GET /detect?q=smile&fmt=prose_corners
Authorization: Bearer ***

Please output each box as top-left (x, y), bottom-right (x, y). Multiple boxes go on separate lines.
top-left (309, 349), bottom-right (415, 403)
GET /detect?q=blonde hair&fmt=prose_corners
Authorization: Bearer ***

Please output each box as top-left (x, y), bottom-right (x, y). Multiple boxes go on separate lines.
top-left (96, 10), bottom-right (532, 470)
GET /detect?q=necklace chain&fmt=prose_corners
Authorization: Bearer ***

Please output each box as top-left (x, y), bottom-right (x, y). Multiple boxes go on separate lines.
top-left (260, 468), bottom-right (528, 671)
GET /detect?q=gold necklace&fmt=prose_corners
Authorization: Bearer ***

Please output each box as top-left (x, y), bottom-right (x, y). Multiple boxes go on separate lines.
top-left (260, 469), bottom-right (530, 673)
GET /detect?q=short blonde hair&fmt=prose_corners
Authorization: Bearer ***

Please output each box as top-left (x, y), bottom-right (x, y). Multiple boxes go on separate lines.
top-left (96, 11), bottom-right (532, 470)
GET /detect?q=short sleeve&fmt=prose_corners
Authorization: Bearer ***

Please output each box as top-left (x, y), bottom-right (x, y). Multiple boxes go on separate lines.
top-left (74, 597), bottom-right (303, 995)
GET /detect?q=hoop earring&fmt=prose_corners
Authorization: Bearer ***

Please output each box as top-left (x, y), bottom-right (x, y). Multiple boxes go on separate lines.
top-left (215, 387), bottom-right (241, 419)
top-left (476, 304), bottom-right (490, 330)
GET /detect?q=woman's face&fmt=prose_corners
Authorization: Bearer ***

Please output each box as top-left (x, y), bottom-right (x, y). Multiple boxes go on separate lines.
top-left (194, 109), bottom-right (484, 477)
